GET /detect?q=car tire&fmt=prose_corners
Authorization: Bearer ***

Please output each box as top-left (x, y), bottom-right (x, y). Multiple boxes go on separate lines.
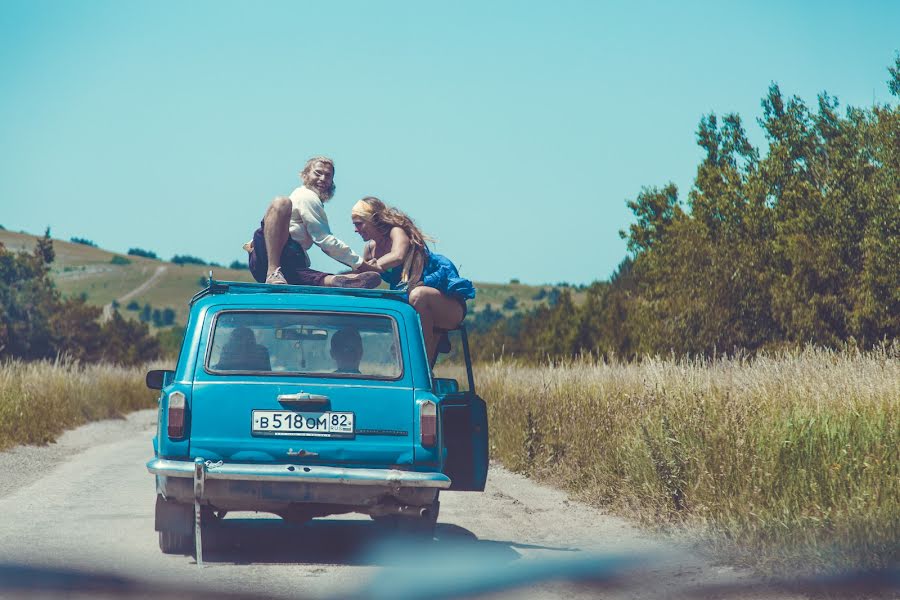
top-left (159, 530), bottom-right (193, 555)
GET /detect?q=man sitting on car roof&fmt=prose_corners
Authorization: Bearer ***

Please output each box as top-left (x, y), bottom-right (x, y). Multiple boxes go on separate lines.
top-left (244, 156), bottom-right (381, 289)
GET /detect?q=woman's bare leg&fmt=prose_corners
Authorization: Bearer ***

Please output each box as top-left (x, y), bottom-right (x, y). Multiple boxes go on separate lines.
top-left (408, 286), bottom-right (464, 363)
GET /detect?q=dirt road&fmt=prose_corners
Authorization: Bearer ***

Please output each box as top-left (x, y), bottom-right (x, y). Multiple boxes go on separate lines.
top-left (0, 411), bottom-right (801, 599)
top-left (100, 265), bottom-right (168, 320)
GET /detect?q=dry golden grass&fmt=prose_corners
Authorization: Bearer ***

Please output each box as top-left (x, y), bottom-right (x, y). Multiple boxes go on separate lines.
top-left (1, 347), bottom-right (895, 573)
top-left (0, 359), bottom-right (158, 451)
top-left (476, 345), bottom-right (899, 574)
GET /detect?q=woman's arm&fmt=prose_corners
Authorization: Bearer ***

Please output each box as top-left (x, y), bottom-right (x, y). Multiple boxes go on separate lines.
top-left (374, 227), bottom-right (411, 271)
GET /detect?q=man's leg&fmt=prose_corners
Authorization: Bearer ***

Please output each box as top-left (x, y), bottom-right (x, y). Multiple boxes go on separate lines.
top-left (325, 272), bottom-right (382, 288)
top-left (283, 268), bottom-right (380, 288)
top-left (247, 222), bottom-right (269, 283)
top-left (263, 196), bottom-right (292, 282)
top-left (279, 241), bottom-right (380, 288)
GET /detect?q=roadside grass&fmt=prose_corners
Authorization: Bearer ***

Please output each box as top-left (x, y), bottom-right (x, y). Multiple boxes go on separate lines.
top-left (0, 359), bottom-right (158, 451)
top-left (2, 347), bottom-right (895, 574)
top-left (477, 344), bottom-right (899, 574)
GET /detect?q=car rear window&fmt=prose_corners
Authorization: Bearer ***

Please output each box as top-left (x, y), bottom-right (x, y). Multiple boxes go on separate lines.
top-left (206, 311), bottom-right (402, 379)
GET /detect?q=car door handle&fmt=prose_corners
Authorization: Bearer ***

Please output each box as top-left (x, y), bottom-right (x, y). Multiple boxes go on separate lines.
top-left (277, 392), bottom-right (330, 404)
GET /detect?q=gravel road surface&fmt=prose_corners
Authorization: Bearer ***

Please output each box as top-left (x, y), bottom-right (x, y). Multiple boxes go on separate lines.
top-left (0, 410), bottom-right (804, 599)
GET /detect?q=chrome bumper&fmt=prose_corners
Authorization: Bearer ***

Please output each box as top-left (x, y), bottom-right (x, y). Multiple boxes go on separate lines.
top-left (147, 458), bottom-right (451, 489)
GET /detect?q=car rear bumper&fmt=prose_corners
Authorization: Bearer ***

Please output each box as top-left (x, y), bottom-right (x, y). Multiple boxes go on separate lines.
top-left (147, 458), bottom-right (452, 488)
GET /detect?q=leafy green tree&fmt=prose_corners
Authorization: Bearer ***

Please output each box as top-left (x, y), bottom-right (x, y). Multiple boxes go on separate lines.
top-left (0, 232), bottom-right (59, 359)
top-left (0, 235), bottom-right (161, 364)
top-left (531, 290), bottom-right (579, 358)
top-left (473, 59), bottom-right (900, 361)
top-left (157, 325), bottom-right (186, 359)
top-left (50, 296), bottom-right (104, 362)
top-left (98, 311), bottom-right (161, 365)
top-left (572, 282), bottom-right (607, 357)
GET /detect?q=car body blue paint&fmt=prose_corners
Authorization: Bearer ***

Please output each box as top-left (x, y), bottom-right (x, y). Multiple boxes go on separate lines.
top-left (148, 281), bottom-right (488, 527)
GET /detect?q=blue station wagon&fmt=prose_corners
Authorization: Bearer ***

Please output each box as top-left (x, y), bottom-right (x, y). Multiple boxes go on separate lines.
top-left (146, 279), bottom-right (489, 555)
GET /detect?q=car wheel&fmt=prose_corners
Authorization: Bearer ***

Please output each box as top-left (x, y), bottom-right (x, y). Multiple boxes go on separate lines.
top-left (155, 495), bottom-right (195, 554)
top-left (159, 530), bottom-right (193, 555)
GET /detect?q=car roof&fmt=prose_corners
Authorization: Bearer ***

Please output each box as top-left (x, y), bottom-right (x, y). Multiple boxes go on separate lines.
top-left (190, 279), bottom-right (409, 310)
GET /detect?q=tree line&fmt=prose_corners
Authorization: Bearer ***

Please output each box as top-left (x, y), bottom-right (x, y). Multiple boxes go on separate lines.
top-left (470, 58), bottom-right (900, 361)
top-left (127, 247), bottom-right (246, 270)
top-left (0, 231), bottom-right (161, 365)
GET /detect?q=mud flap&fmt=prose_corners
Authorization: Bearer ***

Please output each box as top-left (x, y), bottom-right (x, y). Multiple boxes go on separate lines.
top-left (441, 393), bottom-right (489, 491)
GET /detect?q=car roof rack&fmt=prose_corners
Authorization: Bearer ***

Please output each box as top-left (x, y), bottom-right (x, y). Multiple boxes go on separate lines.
top-left (189, 271), bottom-right (408, 306)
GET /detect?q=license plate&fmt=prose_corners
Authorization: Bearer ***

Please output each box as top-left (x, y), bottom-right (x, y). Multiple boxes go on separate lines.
top-left (251, 411), bottom-right (354, 437)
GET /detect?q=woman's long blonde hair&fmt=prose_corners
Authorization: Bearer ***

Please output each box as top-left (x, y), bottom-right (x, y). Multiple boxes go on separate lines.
top-left (352, 197), bottom-right (432, 286)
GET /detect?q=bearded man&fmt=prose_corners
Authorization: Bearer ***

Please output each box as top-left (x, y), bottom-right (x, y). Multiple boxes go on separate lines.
top-left (245, 156), bottom-right (380, 288)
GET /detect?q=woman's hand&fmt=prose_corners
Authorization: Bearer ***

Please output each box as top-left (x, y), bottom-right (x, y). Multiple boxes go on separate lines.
top-left (354, 260), bottom-right (380, 274)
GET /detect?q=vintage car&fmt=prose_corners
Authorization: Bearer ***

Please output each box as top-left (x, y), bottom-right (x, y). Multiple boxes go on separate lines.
top-left (146, 279), bottom-right (488, 554)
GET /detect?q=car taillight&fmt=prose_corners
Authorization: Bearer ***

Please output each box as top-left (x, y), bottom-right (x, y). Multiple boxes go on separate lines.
top-left (167, 391), bottom-right (186, 439)
top-left (420, 400), bottom-right (437, 447)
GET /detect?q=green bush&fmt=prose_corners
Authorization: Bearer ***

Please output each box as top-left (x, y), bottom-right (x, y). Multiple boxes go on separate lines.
top-left (172, 254), bottom-right (207, 266)
top-left (127, 248), bottom-right (158, 259)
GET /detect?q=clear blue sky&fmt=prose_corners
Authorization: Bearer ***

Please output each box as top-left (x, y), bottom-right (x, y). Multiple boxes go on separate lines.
top-left (1, 0), bottom-right (897, 285)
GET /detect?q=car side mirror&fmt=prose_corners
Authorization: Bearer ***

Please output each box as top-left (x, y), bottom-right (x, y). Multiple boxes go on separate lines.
top-left (146, 369), bottom-right (175, 390)
top-left (433, 377), bottom-right (459, 396)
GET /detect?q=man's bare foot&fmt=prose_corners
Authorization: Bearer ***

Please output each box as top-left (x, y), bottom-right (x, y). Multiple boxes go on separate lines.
top-left (265, 267), bottom-right (287, 285)
top-left (331, 272), bottom-right (381, 289)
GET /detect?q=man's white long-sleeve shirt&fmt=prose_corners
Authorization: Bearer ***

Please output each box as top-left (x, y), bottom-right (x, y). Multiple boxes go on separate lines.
top-left (288, 186), bottom-right (363, 269)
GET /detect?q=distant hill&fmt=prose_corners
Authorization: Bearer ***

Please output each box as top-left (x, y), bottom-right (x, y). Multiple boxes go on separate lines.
top-left (0, 229), bottom-right (582, 328)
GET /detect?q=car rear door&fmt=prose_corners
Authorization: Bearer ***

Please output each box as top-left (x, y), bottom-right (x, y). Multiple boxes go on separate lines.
top-left (433, 326), bottom-right (489, 491)
top-left (440, 391), bottom-right (489, 491)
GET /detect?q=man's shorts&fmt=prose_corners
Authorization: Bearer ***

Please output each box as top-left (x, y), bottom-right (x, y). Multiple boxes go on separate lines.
top-left (247, 220), bottom-right (329, 286)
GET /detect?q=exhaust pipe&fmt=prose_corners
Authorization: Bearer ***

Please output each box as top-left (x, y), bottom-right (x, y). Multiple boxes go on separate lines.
top-left (370, 503), bottom-right (431, 518)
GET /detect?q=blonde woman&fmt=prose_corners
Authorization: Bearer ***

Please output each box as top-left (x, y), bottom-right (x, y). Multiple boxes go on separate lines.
top-left (351, 197), bottom-right (475, 363)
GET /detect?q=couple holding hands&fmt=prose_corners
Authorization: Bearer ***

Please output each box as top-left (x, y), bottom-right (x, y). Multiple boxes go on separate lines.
top-left (244, 156), bottom-right (475, 363)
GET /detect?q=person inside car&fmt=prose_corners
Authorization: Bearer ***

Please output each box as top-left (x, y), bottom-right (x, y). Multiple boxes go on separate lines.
top-left (330, 327), bottom-right (363, 374)
top-left (215, 326), bottom-right (271, 371)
